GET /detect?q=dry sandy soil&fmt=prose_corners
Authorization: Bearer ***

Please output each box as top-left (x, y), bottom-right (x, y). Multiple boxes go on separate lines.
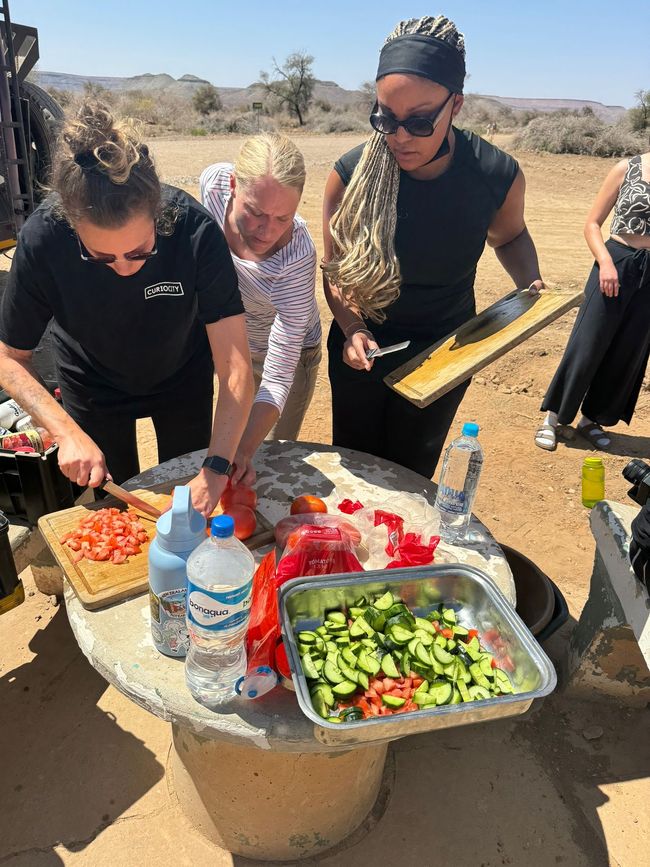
top-left (1, 135), bottom-right (649, 866)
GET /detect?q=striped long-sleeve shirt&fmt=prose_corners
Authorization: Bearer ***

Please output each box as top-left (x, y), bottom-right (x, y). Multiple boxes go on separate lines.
top-left (200, 163), bottom-right (321, 413)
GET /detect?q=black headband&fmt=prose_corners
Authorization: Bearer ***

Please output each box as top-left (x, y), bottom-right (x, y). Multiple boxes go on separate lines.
top-left (376, 34), bottom-right (465, 94)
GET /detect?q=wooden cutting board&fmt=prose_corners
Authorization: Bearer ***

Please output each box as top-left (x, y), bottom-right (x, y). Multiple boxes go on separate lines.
top-left (385, 286), bottom-right (584, 408)
top-left (39, 482), bottom-right (275, 610)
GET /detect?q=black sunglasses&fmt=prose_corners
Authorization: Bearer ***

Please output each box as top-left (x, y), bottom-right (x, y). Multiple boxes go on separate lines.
top-left (76, 232), bottom-right (158, 265)
top-left (370, 93), bottom-right (454, 138)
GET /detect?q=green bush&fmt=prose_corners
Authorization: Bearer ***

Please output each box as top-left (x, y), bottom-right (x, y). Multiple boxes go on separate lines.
top-left (513, 114), bottom-right (644, 156)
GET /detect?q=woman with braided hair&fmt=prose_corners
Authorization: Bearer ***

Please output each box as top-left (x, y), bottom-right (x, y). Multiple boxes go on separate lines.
top-left (323, 15), bottom-right (544, 477)
top-left (0, 100), bottom-right (254, 517)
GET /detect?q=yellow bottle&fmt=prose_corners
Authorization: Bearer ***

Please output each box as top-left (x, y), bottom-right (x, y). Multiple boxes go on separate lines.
top-left (582, 457), bottom-right (605, 508)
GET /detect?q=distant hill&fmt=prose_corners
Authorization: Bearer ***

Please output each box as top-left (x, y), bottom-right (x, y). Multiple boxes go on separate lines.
top-left (33, 70), bottom-right (626, 122)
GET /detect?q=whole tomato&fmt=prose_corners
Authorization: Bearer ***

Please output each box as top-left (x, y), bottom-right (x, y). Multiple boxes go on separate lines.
top-left (221, 485), bottom-right (257, 511)
top-left (290, 495), bottom-right (327, 516)
top-left (223, 504), bottom-right (257, 541)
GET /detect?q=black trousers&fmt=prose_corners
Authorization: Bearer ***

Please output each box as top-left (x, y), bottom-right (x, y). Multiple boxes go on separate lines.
top-left (328, 326), bottom-right (469, 479)
top-left (64, 390), bottom-right (213, 485)
top-left (542, 241), bottom-right (650, 426)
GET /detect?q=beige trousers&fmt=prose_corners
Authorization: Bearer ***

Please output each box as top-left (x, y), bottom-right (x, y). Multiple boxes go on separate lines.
top-left (251, 344), bottom-right (322, 441)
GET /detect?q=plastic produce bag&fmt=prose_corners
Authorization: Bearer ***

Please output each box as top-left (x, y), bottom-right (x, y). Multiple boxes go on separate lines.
top-left (275, 525), bottom-right (364, 584)
top-left (274, 513), bottom-right (362, 549)
top-left (236, 551), bottom-right (279, 699)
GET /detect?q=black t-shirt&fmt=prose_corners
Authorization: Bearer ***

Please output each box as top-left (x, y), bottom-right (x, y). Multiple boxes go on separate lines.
top-left (0, 185), bottom-right (243, 413)
top-left (333, 128), bottom-right (519, 345)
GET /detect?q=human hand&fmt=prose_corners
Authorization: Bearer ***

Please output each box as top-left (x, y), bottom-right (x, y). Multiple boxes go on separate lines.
top-left (527, 279), bottom-right (544, 296)
top-left (56, 428), bottom-right (109, 487)
top-left (343, 329), bottom-right (379, 371)
top-left (186, 468), bottom-right (229, 519)
top-left (231, 450), bottom-right (256, 487)
top-left (598, 261), bottom-right (619, 298)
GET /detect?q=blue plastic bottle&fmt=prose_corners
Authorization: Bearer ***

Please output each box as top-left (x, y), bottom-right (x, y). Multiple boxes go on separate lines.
top-left (148, 486), bottom-right (205, 658)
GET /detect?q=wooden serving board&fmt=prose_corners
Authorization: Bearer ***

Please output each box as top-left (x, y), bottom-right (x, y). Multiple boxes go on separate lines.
top-left (39, 481), bottom-right (275, 611)
top-left (385, 286), bottom-right (584, 408)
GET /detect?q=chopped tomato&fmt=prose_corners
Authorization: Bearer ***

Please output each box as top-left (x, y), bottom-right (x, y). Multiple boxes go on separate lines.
top-left (412, 677), bottom-right (424, 688)
top-left (381, 678), bottom-right (396, 692)
top-left (371, 679), bottom-right (385, 694)
top-left (402, 677), bottom-right (412, 690)
top-left (60, 507), bottom-right (149, 565)
top-left (355, 699), bottom-right (371, 717)
top-left (467, 628), bottom-right (479, 641)
top-left (441, 627), bottom-right (454, 639)
top-left (369, 703), bottom-right (380, 716)
top-left (491, 658), bottom-right (497, 669)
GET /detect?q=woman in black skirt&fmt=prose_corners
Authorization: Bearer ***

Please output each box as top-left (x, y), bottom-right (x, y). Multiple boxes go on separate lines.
top-left (536, 147), bottom-right (650, 451)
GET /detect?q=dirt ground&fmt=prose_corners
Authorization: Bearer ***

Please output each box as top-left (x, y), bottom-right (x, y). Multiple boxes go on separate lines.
top-left (1, 135), bottom-right (649, 866)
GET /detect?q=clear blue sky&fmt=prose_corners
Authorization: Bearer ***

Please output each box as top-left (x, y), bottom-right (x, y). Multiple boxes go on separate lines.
top-left (16, 0), bottom-right (649, 108)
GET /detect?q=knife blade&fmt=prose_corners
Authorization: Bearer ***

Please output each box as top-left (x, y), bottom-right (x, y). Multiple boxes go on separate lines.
top-left (366, 340), bottom-right (411, 360)
top-left (102, 480), bottom-right (162, 519)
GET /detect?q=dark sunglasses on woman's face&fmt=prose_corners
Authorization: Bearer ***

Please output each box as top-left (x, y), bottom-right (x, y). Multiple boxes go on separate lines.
top-left (76, 233), bottom-right (158, 265)
top-left (370, 93), bottom-right (454, 137)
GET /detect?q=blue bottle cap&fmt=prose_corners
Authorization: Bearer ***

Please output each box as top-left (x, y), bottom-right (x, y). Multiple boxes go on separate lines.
top-left (211, 515), bottom-right (235, 538)
top-left (461, 422), bottom-right (479, 437)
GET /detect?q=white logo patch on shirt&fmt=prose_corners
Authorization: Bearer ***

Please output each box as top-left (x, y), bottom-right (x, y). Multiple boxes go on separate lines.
top-left (144, 282), bottom-right (184, 300)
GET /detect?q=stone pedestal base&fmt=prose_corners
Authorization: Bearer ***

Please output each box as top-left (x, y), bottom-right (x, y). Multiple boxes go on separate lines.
top-left (169, 724), bottom-right (388, 861)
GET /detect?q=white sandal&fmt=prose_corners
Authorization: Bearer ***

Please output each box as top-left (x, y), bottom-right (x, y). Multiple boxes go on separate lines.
top-left (534, 423), bottom-right (557, 452)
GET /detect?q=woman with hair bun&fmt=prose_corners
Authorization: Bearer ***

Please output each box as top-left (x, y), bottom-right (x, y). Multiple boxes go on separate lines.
top-left (201, 133), bottom-right (320, 485)
top-left (323, 15), bottom-right (544, 478)
top-left (0, 100), bottom-right (254, 517)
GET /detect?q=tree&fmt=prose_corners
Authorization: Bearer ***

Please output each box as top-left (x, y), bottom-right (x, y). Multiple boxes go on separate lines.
top-left (358, 80), bottom-right (376, 112)
top-left (260, 51), bottom-right (315, 126)
top-left (628, 88), bottom-right (650, 132)
top-left (192, 84), bottom-right (222, 116)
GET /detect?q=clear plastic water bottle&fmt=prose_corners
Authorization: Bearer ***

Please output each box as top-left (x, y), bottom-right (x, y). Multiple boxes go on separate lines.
top-left (185, 515), bottom-right (255, 706)
top-left (434, 422), bottom-right (484, 542)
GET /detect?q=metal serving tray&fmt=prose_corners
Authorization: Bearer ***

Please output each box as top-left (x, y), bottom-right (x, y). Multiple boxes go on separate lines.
top-left (279, 564), bottom-right (557, 746)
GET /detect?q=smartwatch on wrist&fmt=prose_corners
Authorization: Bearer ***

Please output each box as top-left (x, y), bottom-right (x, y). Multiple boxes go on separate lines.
top-left (202, 455), bottom-right (234, 478)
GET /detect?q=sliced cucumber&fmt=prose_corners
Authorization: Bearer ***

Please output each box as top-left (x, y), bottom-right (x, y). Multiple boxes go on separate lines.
top-left (432, 644), bottom-right (454, 665)
top-left (341, 646), bottom-right (358, 668)
top-left (382, 694), bottom-right (406, 709)
top-left (414, 679), bottom-right (429, 695)
top-left (374, 591), bottom-right (395, 611)
top-left (457, 679), bottom-right (471, 702)
top-left (380, 653), bottom-right (400, 678)
top-left (301, 654), bottom-right (319, 680)
top-left (339, 706), bottom-right (363, 721)
top-left (415, 641), bottom-right (432, 666)
top-left (453, 625), bottom-right (469, 637)
top-left (468, 685), bottom-right (491, 701)
top-left (310, 682), bottom-right (334, 707)
top-left (348, 606), bottom-right (365, 619)
top-left (414, 616), bottom-right (436, 635)
top-left (389, 625), bottom-right (415, 645)
top-left (335, 635), bottom-right (351, 645)
top-left (414, 630), bottom-right (434, 646)
top-left (357, 671), bottom-right (370, 690)
top-left (338, 659), bottom-right (359, 684)
top-left (401, 651), bottom-right (412, 676)
top-left (469, 662), bottom-right (491, 690)
top-left (450, 687), bottom-right (462, 705)
top-left (325, 640), bottom-right (338, 653)
top-left (332, 679), bottom-right (357, 697)
top-left (327, 715), bottom-right (343, 723)
top-left (312, 692), bottom-right (330, 718)
top-left (432, 682), bottom-right (453, 705)
top-left (328, 611), bottom-right (347, 625)
top-left (413, 692), bottom-right (437, 706)
top-left (298, 630), bottom-right (318, 645)
top-left (463, 636), bottom-right (481, 661)
top-left (315, 626), bottom-right (329, 637)
top-left (442, 607), bottom-right (457, 625)
top-left (323, 659), bottom-right (345, 684)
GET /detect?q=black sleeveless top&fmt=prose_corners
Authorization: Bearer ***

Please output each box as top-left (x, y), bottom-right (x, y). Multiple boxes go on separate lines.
top-left (333, 128), bottom-right (519, 345)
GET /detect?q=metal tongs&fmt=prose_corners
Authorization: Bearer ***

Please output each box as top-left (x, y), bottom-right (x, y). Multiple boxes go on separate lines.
top-left (366, 340), bottom-right (411, 360)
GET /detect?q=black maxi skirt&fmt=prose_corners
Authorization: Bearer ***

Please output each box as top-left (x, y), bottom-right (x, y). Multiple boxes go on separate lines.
top-left (541, 239), bottom-right (650, 427)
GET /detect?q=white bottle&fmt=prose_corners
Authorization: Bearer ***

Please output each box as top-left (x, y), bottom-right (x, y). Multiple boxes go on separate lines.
top-left (0, 399), bottom-right (28, 430)
top-left (185, 514), bottom-right (255, 706)
top-left (434, 422), bottom-right (484, 542)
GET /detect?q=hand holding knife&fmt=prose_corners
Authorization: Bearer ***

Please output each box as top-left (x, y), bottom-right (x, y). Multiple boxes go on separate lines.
top-left (366, 340), bottom-right (411, 360)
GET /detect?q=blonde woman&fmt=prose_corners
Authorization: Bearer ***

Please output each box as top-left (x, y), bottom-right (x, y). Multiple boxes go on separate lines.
top-left (201, 133), bottom-right (320, 485)
top-left (323, 15), bottom-right (544, 477)
top-left (0, 100), bottom-right (253, 517)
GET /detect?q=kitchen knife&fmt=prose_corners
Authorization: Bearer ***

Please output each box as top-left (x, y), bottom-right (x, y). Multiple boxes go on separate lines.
top-left (366, 340), bottom-right (411, 360)
top-left (102, 479), bottom-right (162, 519)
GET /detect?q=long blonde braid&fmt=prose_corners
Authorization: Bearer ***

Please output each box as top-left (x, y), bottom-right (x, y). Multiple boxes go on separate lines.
top-left (323, 16), bottom-right (465, 323)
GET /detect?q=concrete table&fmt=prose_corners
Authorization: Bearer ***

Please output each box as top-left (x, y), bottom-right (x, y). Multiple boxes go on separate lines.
top-left (567, 500), bottom-right (650, 707)
top-left (64, 441), bottom-right (514, 861)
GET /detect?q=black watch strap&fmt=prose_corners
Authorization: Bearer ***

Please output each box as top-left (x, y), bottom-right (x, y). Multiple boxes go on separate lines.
top-left (202, 455), bottom-right (234, 478)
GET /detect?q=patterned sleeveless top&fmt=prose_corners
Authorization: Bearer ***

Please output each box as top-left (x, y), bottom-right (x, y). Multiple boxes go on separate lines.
top-left (610, 155), bottom-right (650, 236)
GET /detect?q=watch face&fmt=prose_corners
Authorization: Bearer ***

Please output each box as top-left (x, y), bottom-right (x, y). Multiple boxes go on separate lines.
top-left (204, 456), bottom-right (232, 476)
